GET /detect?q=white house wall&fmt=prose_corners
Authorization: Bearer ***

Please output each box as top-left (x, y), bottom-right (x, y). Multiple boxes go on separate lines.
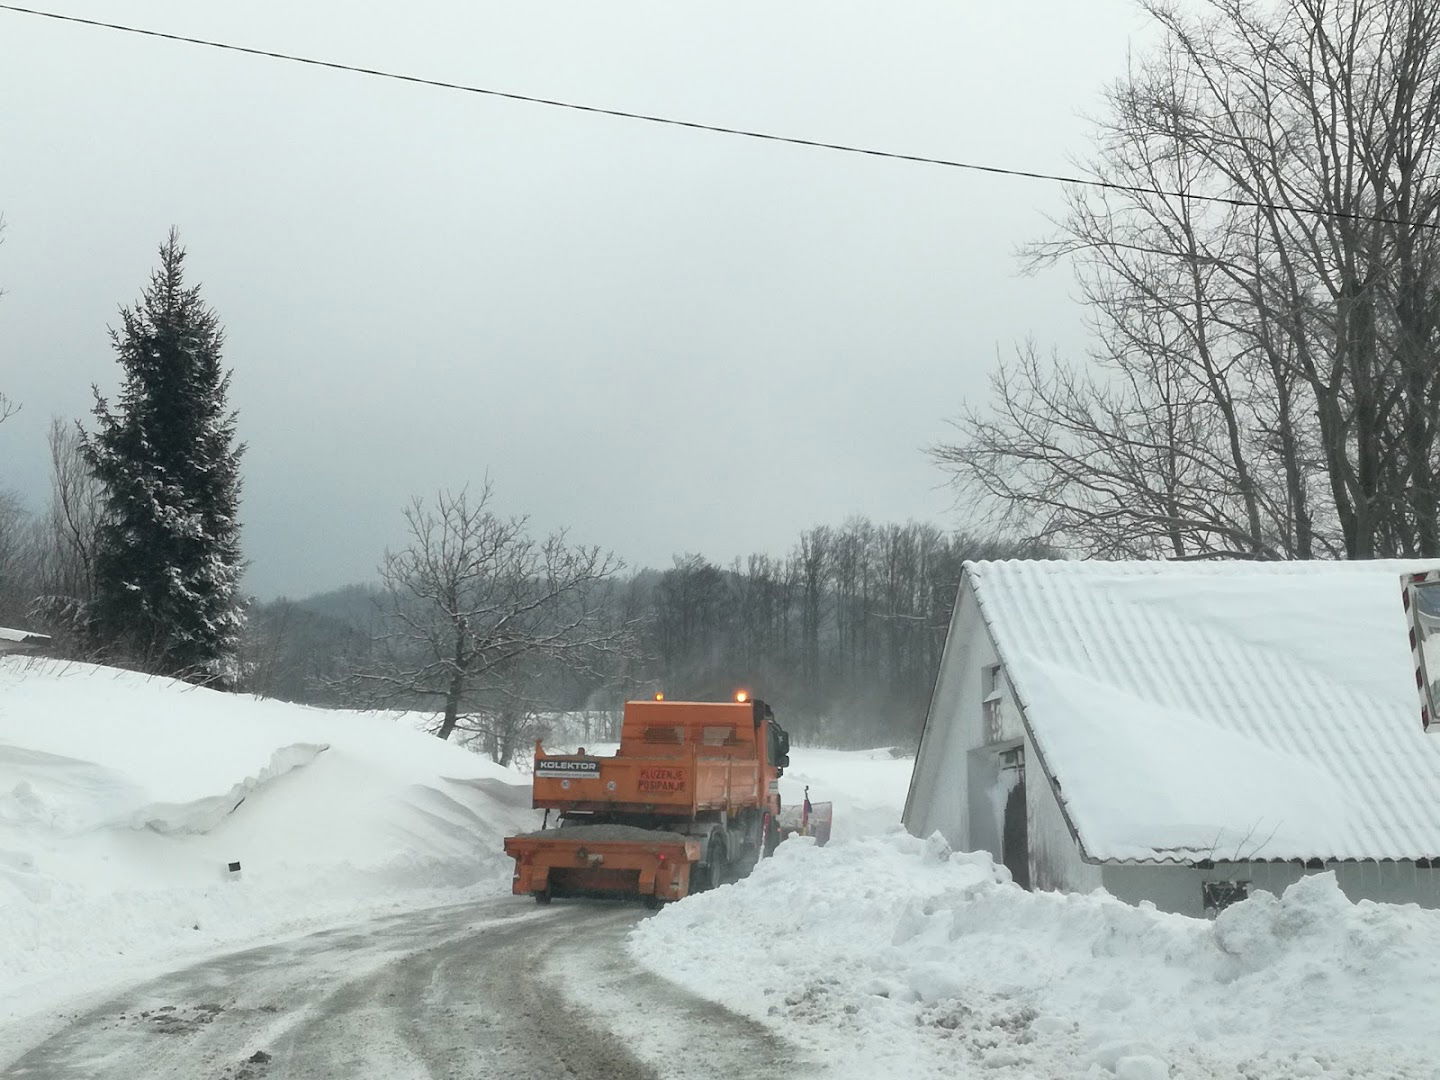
top-left (906, 579), bottom-right (1099, 891)
top-left (1026, 729), bottom-right (1102, 893)
top-left (1102, 861), bottom-right (1440, 917)
top-left (904, 580), bottom-right (986, 847)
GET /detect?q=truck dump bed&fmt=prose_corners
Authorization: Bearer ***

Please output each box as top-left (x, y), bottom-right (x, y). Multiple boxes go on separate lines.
top-left (505, 698), bottom-right (792, 904)
top-left (530, 698), bottom-right (773, 817)
top-left (531, 742), bottom-right (761, 816)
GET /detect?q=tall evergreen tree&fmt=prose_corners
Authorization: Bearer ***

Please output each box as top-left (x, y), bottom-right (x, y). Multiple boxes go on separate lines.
top-left (83, 230), bottom-right (245, 686)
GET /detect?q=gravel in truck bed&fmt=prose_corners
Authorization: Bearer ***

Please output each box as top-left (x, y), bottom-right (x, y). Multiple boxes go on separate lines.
top-left (509, 824), bottom-right (692, 845)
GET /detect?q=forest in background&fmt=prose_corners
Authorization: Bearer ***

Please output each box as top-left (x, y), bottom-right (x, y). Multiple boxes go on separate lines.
top-left (241, 520), bottom-right (1047, 754)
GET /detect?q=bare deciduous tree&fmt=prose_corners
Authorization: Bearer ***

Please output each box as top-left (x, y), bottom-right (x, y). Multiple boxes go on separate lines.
top-left (0, 420), bottom-right (108, 652)
top-left (0, 489), bottom-right (29, 621)
top-left (14, 420), bottom-right (108, 654)
top-left (936, 0), bottom-right (1440, 561)
top-left (32, 420), bottom-right (105, 624)
top-left (352, 484), bottom-right (632, 754)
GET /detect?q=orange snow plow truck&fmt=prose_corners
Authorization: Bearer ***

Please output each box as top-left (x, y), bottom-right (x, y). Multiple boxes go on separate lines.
top-left (504, 696), bottom-right (796, 907)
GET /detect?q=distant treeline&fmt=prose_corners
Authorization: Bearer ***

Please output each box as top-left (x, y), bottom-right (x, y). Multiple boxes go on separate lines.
top-left (243, 519), bottom-right (1047, 749)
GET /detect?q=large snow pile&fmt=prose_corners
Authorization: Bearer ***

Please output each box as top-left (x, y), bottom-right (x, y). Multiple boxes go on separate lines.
top-left (632, 832), bottom-right (1440, 1079)
top-left (0, 657), bottom-right (536, 1017)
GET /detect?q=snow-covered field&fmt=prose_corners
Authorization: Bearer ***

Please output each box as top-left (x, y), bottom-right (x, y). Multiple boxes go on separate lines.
top-left (0, 656), bottom-right (539, 1045)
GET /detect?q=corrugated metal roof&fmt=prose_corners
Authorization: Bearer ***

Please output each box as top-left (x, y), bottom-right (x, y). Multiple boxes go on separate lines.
top-left (968, 559), bottom-right (1440, 864)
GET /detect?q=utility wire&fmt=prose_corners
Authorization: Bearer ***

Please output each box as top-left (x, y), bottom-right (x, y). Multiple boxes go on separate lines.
top-left (2, 2), bottom-right (1435, 232)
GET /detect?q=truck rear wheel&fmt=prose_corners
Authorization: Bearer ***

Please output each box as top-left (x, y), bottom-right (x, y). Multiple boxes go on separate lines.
top-left (690, 831), bottom-right (726, 893)
top-left (731, 811), bottom-right (763, 879)
top-left (710, 834), bottom-right (729, 887)
top-left (688, 862), bottom-right (711, 893)
top-left (534, 888), bottom-right (552, 906)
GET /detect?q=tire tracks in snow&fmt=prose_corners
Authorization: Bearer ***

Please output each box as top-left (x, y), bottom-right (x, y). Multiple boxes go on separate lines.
top-left (2, 897), bottom-right (806, 1080)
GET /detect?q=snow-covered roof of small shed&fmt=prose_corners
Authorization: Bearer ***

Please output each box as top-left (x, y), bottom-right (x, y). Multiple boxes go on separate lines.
top-left (0, 627), bottom-right (51, 644)
top-left (966, 559), bottom-right (1440, 864)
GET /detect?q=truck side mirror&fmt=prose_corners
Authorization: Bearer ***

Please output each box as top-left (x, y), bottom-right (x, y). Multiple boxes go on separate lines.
top-left (768, 722), bottom-right (790, 769)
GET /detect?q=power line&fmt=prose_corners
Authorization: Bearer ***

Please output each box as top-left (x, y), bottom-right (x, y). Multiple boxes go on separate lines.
top-left (1, 2), bottom-right (1435, 232)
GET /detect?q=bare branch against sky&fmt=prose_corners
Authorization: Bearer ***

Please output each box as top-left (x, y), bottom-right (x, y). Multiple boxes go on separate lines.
top-left (0, 0), bottom-right (1146, 598)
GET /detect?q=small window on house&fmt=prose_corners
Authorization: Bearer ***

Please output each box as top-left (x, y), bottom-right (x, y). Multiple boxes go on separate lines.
top-left (1202, 880), bottom-right (1249, 916)
top-left (983, 664), bottom-right (1004, 742)
top-left (999, 744), bottom-right (1024, 772)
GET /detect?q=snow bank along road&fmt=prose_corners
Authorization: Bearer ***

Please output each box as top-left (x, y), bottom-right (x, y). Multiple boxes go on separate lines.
top-left (0, 662), bottom-right (903, 1080)
top-left (4, 895), bottom-right (805, 1080)
top-left (637, 832), bottom-right (1440, 1080)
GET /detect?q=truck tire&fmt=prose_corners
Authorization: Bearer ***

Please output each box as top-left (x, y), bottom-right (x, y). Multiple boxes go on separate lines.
top-left (731, 810), bottom-right (763, 879)
top-left (534, 888), bottom-right (552, 905)
top-left (688, 861), bottom-right (711, 893)
top-left (710, 833), bottom-right (729, 886)
top-left (691, 831), bottom-right (726, 893)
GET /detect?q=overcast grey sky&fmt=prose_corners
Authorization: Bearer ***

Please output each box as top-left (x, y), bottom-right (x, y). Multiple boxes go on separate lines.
top-left (0, 0), bottom-right (1148, 599)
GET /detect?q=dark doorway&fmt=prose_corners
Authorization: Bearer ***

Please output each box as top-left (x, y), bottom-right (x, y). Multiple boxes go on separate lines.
top-left (1002, 774), bottom-right (1031, 890)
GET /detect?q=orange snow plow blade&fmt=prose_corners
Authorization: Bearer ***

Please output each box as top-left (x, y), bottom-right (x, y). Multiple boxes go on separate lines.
top-left (778, 800), bottom-right (833, 846)
top-left (504, 825), bottom-right (702, 905)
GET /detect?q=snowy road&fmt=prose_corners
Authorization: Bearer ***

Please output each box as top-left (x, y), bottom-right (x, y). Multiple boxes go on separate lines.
top-left (4, 898), bottom-right (805, 1080)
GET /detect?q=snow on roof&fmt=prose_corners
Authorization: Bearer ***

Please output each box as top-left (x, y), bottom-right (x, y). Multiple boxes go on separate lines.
top-left (0, 627), bottom-right (51, 644)
top-left (967, 558), bottom-right (1440, 864)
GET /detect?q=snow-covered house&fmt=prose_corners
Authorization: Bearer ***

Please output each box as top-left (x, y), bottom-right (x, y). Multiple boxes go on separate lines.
top-left (903, 560), bottom-right (1440, 917)
top-left (0, 627), bottom-right (52, 656)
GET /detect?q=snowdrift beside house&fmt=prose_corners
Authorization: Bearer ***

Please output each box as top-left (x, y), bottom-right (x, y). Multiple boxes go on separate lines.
top-left (632, 830), bottom-right (1440, 1080)
top-left (0, 657), bottom-right (537, 1002)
